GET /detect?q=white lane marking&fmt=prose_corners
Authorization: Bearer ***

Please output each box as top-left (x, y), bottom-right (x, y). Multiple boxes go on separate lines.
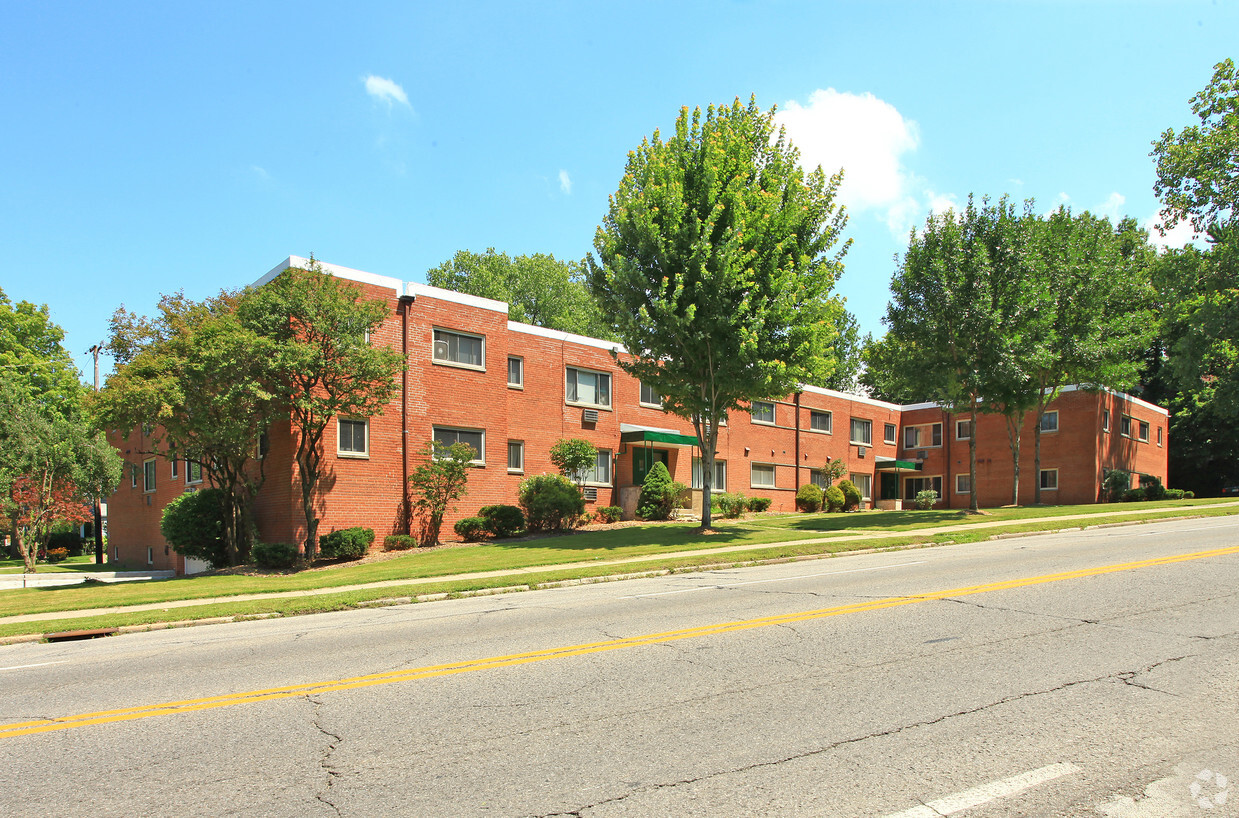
top-left (618, 561), bottom-right (927, 599)
top-left (883, 762), bottom-right (1080, 818)
top-left (0, 661), bottom-right (67, 672)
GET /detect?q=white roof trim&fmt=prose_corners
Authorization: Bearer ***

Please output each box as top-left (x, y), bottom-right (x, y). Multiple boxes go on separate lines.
top-left (508, 320), bottom-right (626, 353)
top-left (620, 423), bottom-right (681, 435)
top-left (253, 256), bottom-right (402, 294)
top-left (1059, 384), bottom-right (1169, 416)
top-left (799, 383), bottom-right (903, 412)
top-left (406, 282), bottom-right (509, 313)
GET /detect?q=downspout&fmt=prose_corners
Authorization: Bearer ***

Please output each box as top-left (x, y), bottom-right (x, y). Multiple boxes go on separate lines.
top-left (794, 391), bottom-right (802, 491)
top-left (398, 293), bottom-right (415, 535)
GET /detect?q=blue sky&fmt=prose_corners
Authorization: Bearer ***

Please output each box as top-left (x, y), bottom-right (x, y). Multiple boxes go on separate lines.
top-left (1, 1), bottom-right (1233, 382)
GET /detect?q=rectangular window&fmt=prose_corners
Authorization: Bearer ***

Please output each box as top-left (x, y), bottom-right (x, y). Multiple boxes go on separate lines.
top-left (850, 418), bottom-right (872, 446)
top-left (1040, 469), bottom-right (1059, 490)
top-left (187, 460), bottom-right (203, 485)
top-left (809, 410), bottom-right (832, 433)
top-left (691, 458), bottom-right (726, 491)
top-left (143, 459), bottom-right (156, 493)
top-left (577, 450), bottom-right (612, 485)
top-left (130, 464), bottom-right (137, 489)
top-left (955, 473), bottom-right (971, 494)
top-left (639, 382), bottom-right (661, 408)
top-left (338, 418), bottom-right (369, 457)
top-left (256, 431), bottom-right (270, 460)
top-left (170, 453), bottom-right (178, 480)
top-left (1102, 409), bottom-right (1111, 432)
top-left (1138, 420), bottom-right (1150, 442)
top-left (884, 423), bottom-right (897, 444)
top-left (750, 401), bottom-right (775, 425)
top-left (851, 473), bottom-right (872, 501)
top-left (432, 426), bottom-right (485, 464)
top-left (507, 356), bottom-right (523, 388)
top-left (751, 463), bottom-right (776, 488)
top-left (930, 423), bottom-right (942, 447)
top-left (1040, 411), bottom-right (1059, 433)
top-left (432, 328), bottom-right (484, 369)
top-left (905, 476), bottom-right (943, 501)
top-left (507, 440), bottom-right (524, 473)
top-left (1157, 426), bottom-right (1163, 447)
top-left (907, 424), bottom-right (942, 447)
top-left (810, 469), bottom-right (829, 488)
top-left (1120, 415), bottom-right (1133, 437)
top-left (566, 367), bottom-right (611, 408)
top-left (146, 547), bottom-right (154, 566)
top-left (956, 420), bottom-right (973, 440)
top-left (904, 426), bottom-right (918, 448)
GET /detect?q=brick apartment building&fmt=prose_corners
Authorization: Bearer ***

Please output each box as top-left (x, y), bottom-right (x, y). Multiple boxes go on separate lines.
top-left (107, 257), bottom-right (1170, 574)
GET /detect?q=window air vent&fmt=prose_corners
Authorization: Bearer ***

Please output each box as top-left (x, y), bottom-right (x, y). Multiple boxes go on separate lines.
top-left (857, 446), bottom-right (866, 458)
top-left (582, 409), bottom-right (599, 424)
top-left (583, 487), bottom-right (598, 501)
top-left (918, 450), bottom-right (928, 460)
top-left (433, 340), bottom-right (449, 359)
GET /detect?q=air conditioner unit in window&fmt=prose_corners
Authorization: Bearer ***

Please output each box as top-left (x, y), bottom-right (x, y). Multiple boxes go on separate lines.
top-left (857, 446), bottom-right (866, 458)
top-left (917, 450), bottom-right (928, 460)
top-left (433, 340), bottom-right (449, 359)
top-left (582, 487), bottom-right (598, 501)
top-left (582, 409), bottom-right (599, 424)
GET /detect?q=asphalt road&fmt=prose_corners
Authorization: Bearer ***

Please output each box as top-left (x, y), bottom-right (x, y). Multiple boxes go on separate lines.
top-left (2, 516), bottom-right (1237, 817)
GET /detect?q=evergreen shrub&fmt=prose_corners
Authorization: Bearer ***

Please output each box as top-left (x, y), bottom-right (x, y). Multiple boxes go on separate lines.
top-left (796, 484), bottom-right (823, 512)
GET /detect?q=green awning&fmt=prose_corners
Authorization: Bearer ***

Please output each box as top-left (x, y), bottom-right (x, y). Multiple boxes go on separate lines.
top-left (874, 459), bottom-right (921, 471)
top-left (620, 430), bottom-right (700, 448)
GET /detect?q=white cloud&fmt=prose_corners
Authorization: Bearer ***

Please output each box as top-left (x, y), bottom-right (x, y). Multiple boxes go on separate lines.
top-left (250, 165), bottom-right (270, 182)
top-left (363, 75), bottom-right (410, 108)
top-left (1096, 192), bottom-right (1126, 223)
top-left (775, 89), bottom-right (955, 239)
top-left (1143, 211), bottom-right (1202, 250)
top-left (559, 169), bottom-right (572, 195)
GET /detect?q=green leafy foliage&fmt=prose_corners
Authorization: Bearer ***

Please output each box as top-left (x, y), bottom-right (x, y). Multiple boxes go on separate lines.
top-left (1103, 469), bottom-right (1131, 502)
top-left (637, 461), bottom-right (686, 521)
top-left (408, 441), bottom-right (476, 547)
top-left (746, 496), bottom-right (772, 513)
top-left (1141, 475), bottom-right (1167, 502)
top-left (837, 479), bottom-right (862, 511)
top-left (549, 438), bottom-right (598, 484)
top-left (915, 489), bottom-right (940, 510)
top-left (824, 485), bottom-right (846, 513)
top-left (796, 483), bottom-right (823, 512)
top-left (588, 97), bottom-right (850, 528)
top-left (45, 529), bottom-right (84, 557)
top-left (383, 534), bottom-right (418, 551)
top-left (715, 492), bottom-right (748, 519)
top-left (595, 505), bottom-right (623, 523)
top-left (251, 541), bottom-right (299, 569)
top-left (479, 504), bottom-right (525, 538)
top-left (518, 473), bottom-right (584, 531)
top-left (453, 517), bottom-right (489, 542)
top-left (319, 527), bottom-right (374, 560)
top-left (160, 489), bottom-right (229, 568)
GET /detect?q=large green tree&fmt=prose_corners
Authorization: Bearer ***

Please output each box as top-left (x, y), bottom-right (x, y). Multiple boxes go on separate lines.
top-left (96, 292), bottom-right (278, 565)
top-left (238, 262), bottom-right (404, 560)
top-left (427, 249), bottom-right (615, 340)
top-left (587, 97), bottom-right (849, 528)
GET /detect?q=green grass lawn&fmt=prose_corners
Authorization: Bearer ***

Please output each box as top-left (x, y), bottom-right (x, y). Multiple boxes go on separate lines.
top-left (0, 498), bottom-right (1234, 633)
top-left (0, 555), bottom-right (109, 574)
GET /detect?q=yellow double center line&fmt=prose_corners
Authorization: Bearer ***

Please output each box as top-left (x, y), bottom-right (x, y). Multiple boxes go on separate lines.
top-left (4, 544), bottom-right (1238, 741)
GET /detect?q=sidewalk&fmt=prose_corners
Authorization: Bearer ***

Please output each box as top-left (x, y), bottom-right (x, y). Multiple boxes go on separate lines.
top-left (2, 502), bottom-right (1236, 629)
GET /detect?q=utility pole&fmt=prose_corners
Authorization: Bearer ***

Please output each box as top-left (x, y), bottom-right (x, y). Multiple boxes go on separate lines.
top-left (87, 343), bottom-right (105, 564)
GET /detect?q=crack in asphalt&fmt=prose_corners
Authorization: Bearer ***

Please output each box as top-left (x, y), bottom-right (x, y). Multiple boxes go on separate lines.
top-left (307, 695), bottom-right (344, 817)
top-left (527, 657), bottom-right (1193, 817)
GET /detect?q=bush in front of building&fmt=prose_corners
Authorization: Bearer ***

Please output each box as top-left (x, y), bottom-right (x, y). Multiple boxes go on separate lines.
top-left (479, 504), bottom-right (525, 538)
top-left (914, 489), bottom-right (939, 510)
top-left (796, 484), bottom-right (823, 512)
top-left (46, 528), bottom-right (85, 557)
top-left (746, 496), bottom-right (773, 513)
top-left (596, 506), bottom-right (623, 523)
top-left (1122, 487), bottom-right (1146, 502)
top-left (252, 541), bottom-right (299, 569)
top-left (410, 441), bottom-right (477, 547)
top-left (519, 474), bottom-right (585, 531)
top-left (319, 527), bottom-right (374, 560)
top-left (1102, 469), bottom-right (1131, 502)
top-left (824, 485), bottom-right (846, 513)
top-left (1140, 476), bottom-right (1167, 501)
top-left (383, 534), bottom-right (418, 551)
top-left (638, 462), bottom-right (688, 521)
top-left (454, 517), bottom-right (489, 542)
top-left (160, 488), bottom-right (230, 569)
top-left (716, 492), bottom-right (748, 519)
top-left (837, 480), bottom-right (862, 511)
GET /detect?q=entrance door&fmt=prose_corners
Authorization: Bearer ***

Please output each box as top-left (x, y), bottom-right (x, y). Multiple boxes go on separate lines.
top-left (880, 472), bottom-right (898, 500)
top-left (632, 448), bottom-right (669, 485)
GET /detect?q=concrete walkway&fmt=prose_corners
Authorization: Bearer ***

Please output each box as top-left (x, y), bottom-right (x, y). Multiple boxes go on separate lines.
top-left (0, 570), bottom-right (174, 590)
top-left (3, 502), bottom-right (1236, 628)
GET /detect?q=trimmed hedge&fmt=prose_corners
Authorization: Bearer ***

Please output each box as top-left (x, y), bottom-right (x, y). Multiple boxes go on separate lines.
top-left (252, 542), bottom-right (298, 569)
top-left (746, 496), bottom-right (772, 513)
top-left (320, 527), bottom-right (374, 560)
top-left (160, 488), bottom-right (230, 568)
top-left (838, 479), bottom-right (862, 511)
top-left (824, 485), bottom-right (845, 513)
top-left (596, 505), bottom-right (623, 523)
top-left (519, 474), bottom-right (584, 531)
top-left (796, 484), bottom-right (823, 512)
top-left (383, 534), bottom-right (418, 551)
top-left (479, 504), bottom-right (524, 538)
top-left (454, 517), bottom-right (488, 542)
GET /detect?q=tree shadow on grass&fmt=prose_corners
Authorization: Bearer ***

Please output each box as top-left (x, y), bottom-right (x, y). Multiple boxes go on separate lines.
top-left (485, 522), bottom-right (757, 553)
top-left (760, 509), bottom-right (977, 533)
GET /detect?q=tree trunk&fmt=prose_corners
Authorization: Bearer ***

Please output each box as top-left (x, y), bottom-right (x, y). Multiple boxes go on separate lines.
top-left (1005, 411), bottom-right (1025, 506)
top-left (969, 403), bottom-right (980, 511)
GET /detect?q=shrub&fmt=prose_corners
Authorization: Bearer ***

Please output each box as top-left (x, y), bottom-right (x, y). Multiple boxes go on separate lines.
top-left (796, 483), bottom-right (823, 512)
top-left (596, 505), bottom-right (623, 523)
top-left (1122, 487), bottom-right (1146, 502)
top-left (409, 441), bottom-right (477, 547)
top-left (1140, 475), bottom-right (1167, 501)
top-left (252, 541), bottom-right (298, 569)
top-left (824, 485), bottom-right (846, 513)
top-left (914, 489), bottom-right (939, 510)
top-left (549, 438), bottom-right (598, 482)
top-left (160, 488), bottom-right (230, 568)
top-left (1185, 490), bottom-right (1195, 499)
top-left (46, 529), bottom-right (84, 557)
top-left (319, 527), bottom-right (374, 560)
top-left (837, 479), bottom-right (862, 511)
top-left (519, 473), bottom-right (585, 531)
top-left (383, 534), bottom-right (418, 551)
top-left (1102, 469), bottom-right (1131, 502)
top-left (479, 504), bottom-right (525, 538)
top-left (638, 461), bottom-right (687, 521)
top-left (454, 517), bottom-right (489, 542)
top-left (747, 496), bottom-right (773, 513)
top-left (716, 492), bottom-right (748, 518)
top-left (46, 547), bottom-right (69, 563)
top-left (1165, 488), bottom-right (1185, 500)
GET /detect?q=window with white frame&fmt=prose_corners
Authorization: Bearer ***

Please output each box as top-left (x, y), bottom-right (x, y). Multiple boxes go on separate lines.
top-left (507, 356), bottom-right (523, 388)
top-left (1157, 426), bottom-right (1163, 447)
top-left (1040, 411), bottom-right (1059, 433)
top-left (565, 367), bottom-right (611, 408)
top-left (1138, 420), bottom-right (1150, 442)
top-left (850, 418), bottom-right (872, 446)
top-left (1040, 469), bottom-right (1058, 490)
top-left (143, 458), bottom-right (156, 493)
top-left (810, 410), bottom-right (832, 433)
top-left (751, 462), bottom-right (776, 488)
top-left (905, 423), bottom-right (942, 448)
top-left (1102, 408), bottom-right (1110, 432)
top-left (750, 401), bottom-right (775, 425)
top-left (576, 450), bottom-right (612, 485)
top-left (956, 420), bottom-right (973, 440)
top-left (639, 382), bottom-right (661, 408)
top-left (432, 427), bottom-right (484, 463)
top-left (955, 473), bottom-right (971, 494)
top-left (186, 460), bottom-right (203, 485)
top-left (146, 547), bottom-right (154, 566)
top-left (131, 464), bottom-right (138, 488)
top-left (884, 423), bottom-right (897, 444)
top-left (691, 457), bottom-right (726, 491)
top-left (337, 418), bottom-right (369, 457)
top-left (432, 328), bottom-right (484, 369)
top-left (507, 440), bottom-right (524, 473)
top-left (851, 473), bottom-right (872, 501)
top-left (170, 450), bottom-right (178, 480)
